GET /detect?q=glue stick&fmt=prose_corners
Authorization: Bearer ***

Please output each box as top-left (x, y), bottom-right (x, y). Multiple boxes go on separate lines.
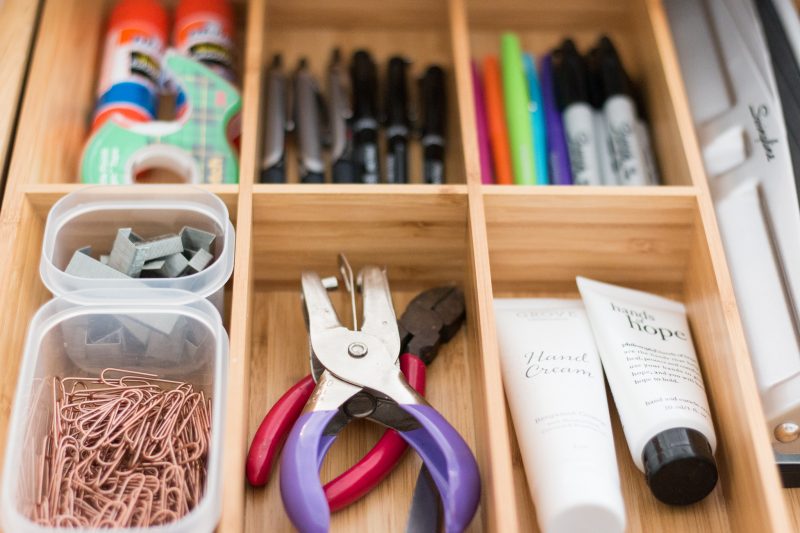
top-left (92, 0), bottom-right (168, 130)
top-left (174, 0), bottom-right (236, 83)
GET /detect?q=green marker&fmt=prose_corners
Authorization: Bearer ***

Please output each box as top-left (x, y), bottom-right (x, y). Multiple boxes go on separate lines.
top-left (500, 33), bottom-right (537, 185)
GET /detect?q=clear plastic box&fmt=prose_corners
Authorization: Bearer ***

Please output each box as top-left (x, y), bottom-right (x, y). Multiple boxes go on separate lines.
top-left (1, 290), bottom-right (228, 533)
top-left (39, 186), bottom-right (235, 313)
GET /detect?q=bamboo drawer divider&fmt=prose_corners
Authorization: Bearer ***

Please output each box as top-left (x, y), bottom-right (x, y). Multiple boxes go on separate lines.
top-left (0, 0), bottom-right (41, 198)
top-left (0, 0), bottom-right (796, 531)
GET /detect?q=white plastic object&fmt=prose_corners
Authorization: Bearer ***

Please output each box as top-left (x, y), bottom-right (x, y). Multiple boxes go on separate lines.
top-left (1, 289), bottom-right (228, 533)
top-left (40, 185), bottom-right (235, 313)
top-left (494, 298), bottom-right (625, 533)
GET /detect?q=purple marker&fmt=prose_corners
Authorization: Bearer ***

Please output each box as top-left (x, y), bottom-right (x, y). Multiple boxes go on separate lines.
top-left (472, 61), bottom-right (494, 184)
top-left (541, 54), bottom-right (573, 185)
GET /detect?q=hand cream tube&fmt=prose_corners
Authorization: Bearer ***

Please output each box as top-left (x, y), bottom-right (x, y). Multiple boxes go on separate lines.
top-left (576, 277), bottom-right (718, 505)
top-left (494, 299), bottom-right (625, 533)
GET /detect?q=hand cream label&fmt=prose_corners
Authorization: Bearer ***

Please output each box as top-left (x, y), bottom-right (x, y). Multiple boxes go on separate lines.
top-left (577, 277), bottom-right (717, 472)
top-left (495, 299), bottom-right (625, 533)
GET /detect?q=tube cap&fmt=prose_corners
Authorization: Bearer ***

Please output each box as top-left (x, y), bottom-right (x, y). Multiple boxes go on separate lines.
top-left (109, 0), bottom-right (169, 43)
top-left (552, 39), bottom-right (590, 111)
top-left (642, 428), bottom-right (718, 505)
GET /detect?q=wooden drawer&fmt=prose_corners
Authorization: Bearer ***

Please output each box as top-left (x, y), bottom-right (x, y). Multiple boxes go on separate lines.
top-left (0, 0), bottom-right (41, 199)
top-left (0, 0), bottom-right (793, 532)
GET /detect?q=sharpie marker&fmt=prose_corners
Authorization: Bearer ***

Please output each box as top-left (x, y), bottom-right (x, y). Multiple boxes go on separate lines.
top-left (595, 36), bottom-right (648, 186)
top-left (420, 65), bottom-right (446, 184)
top-left (541, 54), bottom-right (572, 185)
top-left (385, 56), bottom-right (410, 184)
top-left (260, 54), bottom-right (288, 183)
top-left (328, 49), bottom-right (357, 183)
top-left (351, 50), bottom-right (380, 183)
top-left (501, 33), bottom-right (537, 185)
top-left (587, 47), bottom-right (618, 185)
top-left (293, 58), bottom-right (325, 183)
top-left (553, 39), bottom-right (602, 186)
top-left (523, 53), bottom-right (548, 184)
top-left (472, 61), bottom-right (494, 184)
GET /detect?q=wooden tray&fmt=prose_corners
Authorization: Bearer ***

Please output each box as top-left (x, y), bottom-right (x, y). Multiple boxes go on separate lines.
top-left (0, 0), bottom-right (795, 531)
top-left (0, 0), bottom-right (41, 199)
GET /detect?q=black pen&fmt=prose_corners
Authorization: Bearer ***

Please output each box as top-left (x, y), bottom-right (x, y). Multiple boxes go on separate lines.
top-left (328, 49), bottom-right (357, 183)
top-left (350, 50), bottom-right (380, 183)
top-left (260, 54), bottom-right (289, 183)
top-left (293, 58), bottom-right (325, 183)
top-left (420, 65), bottom-right (446, 184)
top-left (385, 56), bottom-right (410, 183)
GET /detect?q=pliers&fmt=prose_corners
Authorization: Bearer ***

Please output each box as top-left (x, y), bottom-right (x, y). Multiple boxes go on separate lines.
top-left (247, 261), bottom-right (480, 533)
top-left (246, 282), bottom-right (470, 513)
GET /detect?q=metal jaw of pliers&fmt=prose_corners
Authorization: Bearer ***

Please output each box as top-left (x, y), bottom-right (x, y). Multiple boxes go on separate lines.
top-left (279, 266), bottom-right (481, 533)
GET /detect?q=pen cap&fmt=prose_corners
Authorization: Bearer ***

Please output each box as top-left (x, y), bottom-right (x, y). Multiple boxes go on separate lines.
top-left (552, 39), bottom-right (590, 112)
top-left (420, 65), bottom-right (446, 137)
top-left (642, 427), bottom-right (718, 505)
top-left (385, 57), bottom-right (410, 127)
top-left (350, 50), bottom-right (378, 120)
top-left (595, 36), bottom-right (633, 99)
top-left (586, 47), bottom-right (606, 109)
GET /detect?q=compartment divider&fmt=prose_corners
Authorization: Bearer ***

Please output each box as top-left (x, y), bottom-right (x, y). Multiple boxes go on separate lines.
top-left (449, 0), bottom-right (523, 530)
top-left (220, 0), bottom-right (268, 531)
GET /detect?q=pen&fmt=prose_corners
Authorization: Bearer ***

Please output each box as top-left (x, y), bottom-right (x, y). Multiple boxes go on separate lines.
top-left (523, 53), bottom-right (548, 185)
top-left (483, 56), bottom-right (514, 185)
top-left (541, 54), bottom-right (572, 185)
top-left (501, 33), bottom-right (537, 185)
top-left (260, 54), bottom-right (288, 183)
top-left (350, 50), bottom-right (380, 183)
top-left (328, 49), bottom-right (357, 183)
top-left (595, 35), bottom-right (649, 186)
top-left (587, 46), bottom-right (618, 185)
top-left (293, 58), bottom-right (325, 183)
top-left (385, 56), bottom-right (410, 184)
top-left (471, 61), bottom-right (494, 184)
top-left (420, 65), bottom-right (446, 184)
top-left (553, 38), bottom-right (602, 186)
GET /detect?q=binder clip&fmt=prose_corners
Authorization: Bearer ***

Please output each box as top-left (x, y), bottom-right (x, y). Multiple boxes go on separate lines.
top-left (81, 50), bottom-right (241, 184)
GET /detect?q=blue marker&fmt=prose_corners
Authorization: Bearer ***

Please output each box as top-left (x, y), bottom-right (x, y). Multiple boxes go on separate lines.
top-left (523, 53), bottom-right (548, 184)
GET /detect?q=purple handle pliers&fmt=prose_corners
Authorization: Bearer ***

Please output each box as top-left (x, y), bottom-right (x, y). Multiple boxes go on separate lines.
top-left (279, 265), bottom-right (481, 533)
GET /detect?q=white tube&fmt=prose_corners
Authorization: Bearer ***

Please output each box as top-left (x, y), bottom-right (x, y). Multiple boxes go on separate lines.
top-left (494, 298), bottom-right (625, 533)
top-left (576, 277), bottom-right (718, 505)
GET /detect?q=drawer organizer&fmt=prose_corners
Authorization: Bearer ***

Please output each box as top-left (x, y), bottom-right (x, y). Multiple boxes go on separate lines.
top-left (0, 0), bottom-right (797, 531)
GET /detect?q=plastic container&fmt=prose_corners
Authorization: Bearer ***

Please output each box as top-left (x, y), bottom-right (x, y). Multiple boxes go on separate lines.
top-left (39, 185), bottom-right (235, 313)
top-left (1, 289), bottom-right (228, 533)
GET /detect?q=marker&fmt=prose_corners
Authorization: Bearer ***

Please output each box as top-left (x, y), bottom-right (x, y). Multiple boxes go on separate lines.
top-left (385, 57), bottom-right (411, 184)
top-left (350, 50), bottom-right (380, 183)
top-left (541, 54), bottom-right (572, 185)
top-left (553, 39), bottom-right (602, 186)
top-left (523, 53), bottom-right (548, 184)
top-left (328, 49), bottom-right (357, 183)
top-left (587, 46), bottom-right (618, 185)
top-left (500, 33), bottom-right (537, 185)
top-left (260, 54), bottom-right (289, 183)
top-left (420, 65), bottom-right (446, 184)
top-left (595, 36), bottom-right (649, 186)
top-left (472, 61), bottom-right (494, 184)
top-left (293, 58), bottom-right (325, 183)
top-left (482, 56), bottom-right (513, 185)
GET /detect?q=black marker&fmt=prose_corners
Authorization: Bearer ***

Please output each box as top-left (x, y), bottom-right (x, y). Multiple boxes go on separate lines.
top-left (420, 65), bottom-right (446, 184)
top-left (350, 50), bottom-right (380, 183)
top-left (385, 57), bottom-right (410, 183)
top-left (260, 54), bottom-right (288, 183)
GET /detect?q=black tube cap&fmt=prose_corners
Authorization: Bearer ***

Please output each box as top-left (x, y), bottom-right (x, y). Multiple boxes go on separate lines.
top-left (642, 427), bottom-right (718, 506)
top-left (350, 50), bottom-right (378, 120)
top-left (552, 38), bottom-right (590, 111)
top-left (385, 56), bottom-right (410, 128)
top-left (594, 35), bottom-right (633, 98)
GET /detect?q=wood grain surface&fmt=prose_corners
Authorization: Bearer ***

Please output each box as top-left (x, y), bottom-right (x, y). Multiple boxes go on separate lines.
top-left (0, 0), bottom-right (795, 532)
